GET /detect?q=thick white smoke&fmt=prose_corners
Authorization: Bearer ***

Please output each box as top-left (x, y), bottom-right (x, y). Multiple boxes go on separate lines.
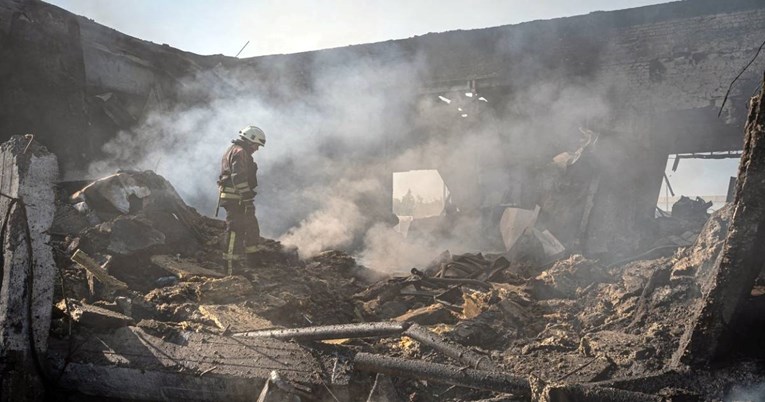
top-left (88, 39), bottom-right (617, 274)
top-left (279, 178), bottom-right (380, 259)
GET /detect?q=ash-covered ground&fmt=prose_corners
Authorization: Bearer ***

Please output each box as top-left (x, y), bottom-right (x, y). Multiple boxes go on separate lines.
top-left (44, 167), bottom-right (765, 401)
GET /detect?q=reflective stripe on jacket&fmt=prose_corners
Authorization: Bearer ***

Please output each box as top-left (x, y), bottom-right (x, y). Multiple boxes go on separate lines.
top-left (218, 141), bottom-right (258, 201)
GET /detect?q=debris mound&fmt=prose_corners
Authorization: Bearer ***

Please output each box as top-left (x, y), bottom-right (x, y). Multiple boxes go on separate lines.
top-left (40, 166), bottom-right (765, 400)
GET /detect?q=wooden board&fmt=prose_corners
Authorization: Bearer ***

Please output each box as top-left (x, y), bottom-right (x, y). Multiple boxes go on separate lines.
top-left (151, 254), bottom-right (225, 279)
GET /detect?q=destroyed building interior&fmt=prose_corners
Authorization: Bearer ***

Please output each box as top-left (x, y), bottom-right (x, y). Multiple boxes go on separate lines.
top-left (2, 0), bottom-right (765, 400)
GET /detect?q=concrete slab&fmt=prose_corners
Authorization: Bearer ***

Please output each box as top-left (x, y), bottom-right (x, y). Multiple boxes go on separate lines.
top-left (49, 326), bottom-right (325, 400)
top-left (198, 304), bottom-right (275, 332)
top-left (500, 206), bottom-right (539, 252)
top-left (0, 136), bottom-right (58, 400)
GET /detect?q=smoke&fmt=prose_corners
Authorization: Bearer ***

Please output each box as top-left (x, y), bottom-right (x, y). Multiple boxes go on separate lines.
top-left (88, 34), bottom-right (621, 274)
top-left (280, 178), bottom-right (381, 259)
top-left (88, 49), bottom-right (428, 269)
top-left (725, 382), bottom-right (765, 401)
top-left (358, 223), bottom-right (444, 272)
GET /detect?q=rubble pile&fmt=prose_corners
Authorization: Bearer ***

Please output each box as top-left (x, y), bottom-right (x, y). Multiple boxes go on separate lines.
top-left (651, 195), bottom-right (715, 249)
top-left (51, 171), bottom-right (373, 334)
top-left (38, 167), bottom-right (764, 401)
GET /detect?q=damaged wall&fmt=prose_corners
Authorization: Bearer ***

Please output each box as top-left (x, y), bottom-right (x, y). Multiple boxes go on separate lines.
top-left (227, 0), bottom-right (765, 151)
top-left (2, 0), bottom-right (762, 169)
top-left (0, 0), bottom-right (227, 175)
top-left (0, 0), bottom-right (86, 173)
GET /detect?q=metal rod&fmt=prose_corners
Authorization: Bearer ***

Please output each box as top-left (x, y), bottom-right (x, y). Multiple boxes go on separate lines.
top-left (353, 352), bottom-right (529, 395)
top-left (235, 40), bottom-right (250, 58)
top-left (663, 172), bottom-right (675, 197)
top-left (403, 324), bottom-right (498, 371)
top-left (234, 322), bottom-right (408, 340)
top-left (669, 151), bottom-right (743, 160)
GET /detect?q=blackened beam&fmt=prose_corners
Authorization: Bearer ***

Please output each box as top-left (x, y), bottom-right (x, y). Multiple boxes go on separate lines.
top-left (418, 76), bottom-right (502, 95)
top-left (403, 324), bottom-right (498, 371)
top-left (353, 352), bottom-right (530, 396)
top-left (234, 322), bottom-right (408, 340)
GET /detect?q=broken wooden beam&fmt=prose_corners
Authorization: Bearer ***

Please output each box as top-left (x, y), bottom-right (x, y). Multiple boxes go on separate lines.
top-left (150, 254), bottom-right (224, 279)
top-left (403, 324), bottom-right (498, 371)
top-left (353, 352), bottom-right (529, 395)
top-left (71, 249), bottom-right (128, 290)
top-left (66, 301), bottom-right (133, 329)
top-left (234, 322), bottom-right (409, 341)
top-left (49, 326), bottom-right (323, 400)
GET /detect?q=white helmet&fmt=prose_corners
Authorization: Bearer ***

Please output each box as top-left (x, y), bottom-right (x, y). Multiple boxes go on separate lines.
top-left (239, 125), bottom-right (266, 147)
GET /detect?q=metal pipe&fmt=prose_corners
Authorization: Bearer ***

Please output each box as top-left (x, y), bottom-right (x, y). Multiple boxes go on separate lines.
top-left (353, 352), bottom-right (529, 395)
top-left (403, 324), bottom-right (498, 371)
top-left (234, 322), bottom-right (408, 340)
top-left (663, 172), bottom-right (675, 197)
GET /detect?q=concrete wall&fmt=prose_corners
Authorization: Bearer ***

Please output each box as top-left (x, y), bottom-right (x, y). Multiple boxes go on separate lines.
top-left (0, 0), bottom-right (87, 173)
top-left (0, 0), bottom-right (227, 175)
top-left (231, 0), bottom-right (765, 150)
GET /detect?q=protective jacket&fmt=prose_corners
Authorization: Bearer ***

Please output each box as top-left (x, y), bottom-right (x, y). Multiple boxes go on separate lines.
top-left (218, 139), bottom-right (258, 205)
top-left (218, 139), bottom-right (260, 275)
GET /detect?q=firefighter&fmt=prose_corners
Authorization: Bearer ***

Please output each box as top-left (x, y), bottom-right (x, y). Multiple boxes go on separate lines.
top-left (218, 125), bottom-right (266, 274)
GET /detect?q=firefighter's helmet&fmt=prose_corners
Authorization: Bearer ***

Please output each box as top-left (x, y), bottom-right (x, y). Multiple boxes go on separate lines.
top-left (239, 125), bottom-right (266, 147)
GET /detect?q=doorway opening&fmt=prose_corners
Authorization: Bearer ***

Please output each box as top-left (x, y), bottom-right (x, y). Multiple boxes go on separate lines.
top-left (392, 170), bottom-right (449, 236)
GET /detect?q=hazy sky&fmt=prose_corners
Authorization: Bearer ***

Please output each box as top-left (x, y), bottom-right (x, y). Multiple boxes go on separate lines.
top-left (47, 0), bottom-right (670, 57)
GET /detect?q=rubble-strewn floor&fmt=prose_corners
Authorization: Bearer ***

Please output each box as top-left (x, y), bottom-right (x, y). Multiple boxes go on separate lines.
top-left (47, 171), bottom-right (765, 401)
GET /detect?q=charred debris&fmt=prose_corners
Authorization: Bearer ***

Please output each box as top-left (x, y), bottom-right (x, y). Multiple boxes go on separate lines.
top-left (1, 0), bottom-right (765, 399)
top-left (0, 77), bottom-right (763, 401)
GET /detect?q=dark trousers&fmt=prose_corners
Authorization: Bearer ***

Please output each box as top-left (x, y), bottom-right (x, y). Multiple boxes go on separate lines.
top-left (222, 201), bottom-right (260, 274)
